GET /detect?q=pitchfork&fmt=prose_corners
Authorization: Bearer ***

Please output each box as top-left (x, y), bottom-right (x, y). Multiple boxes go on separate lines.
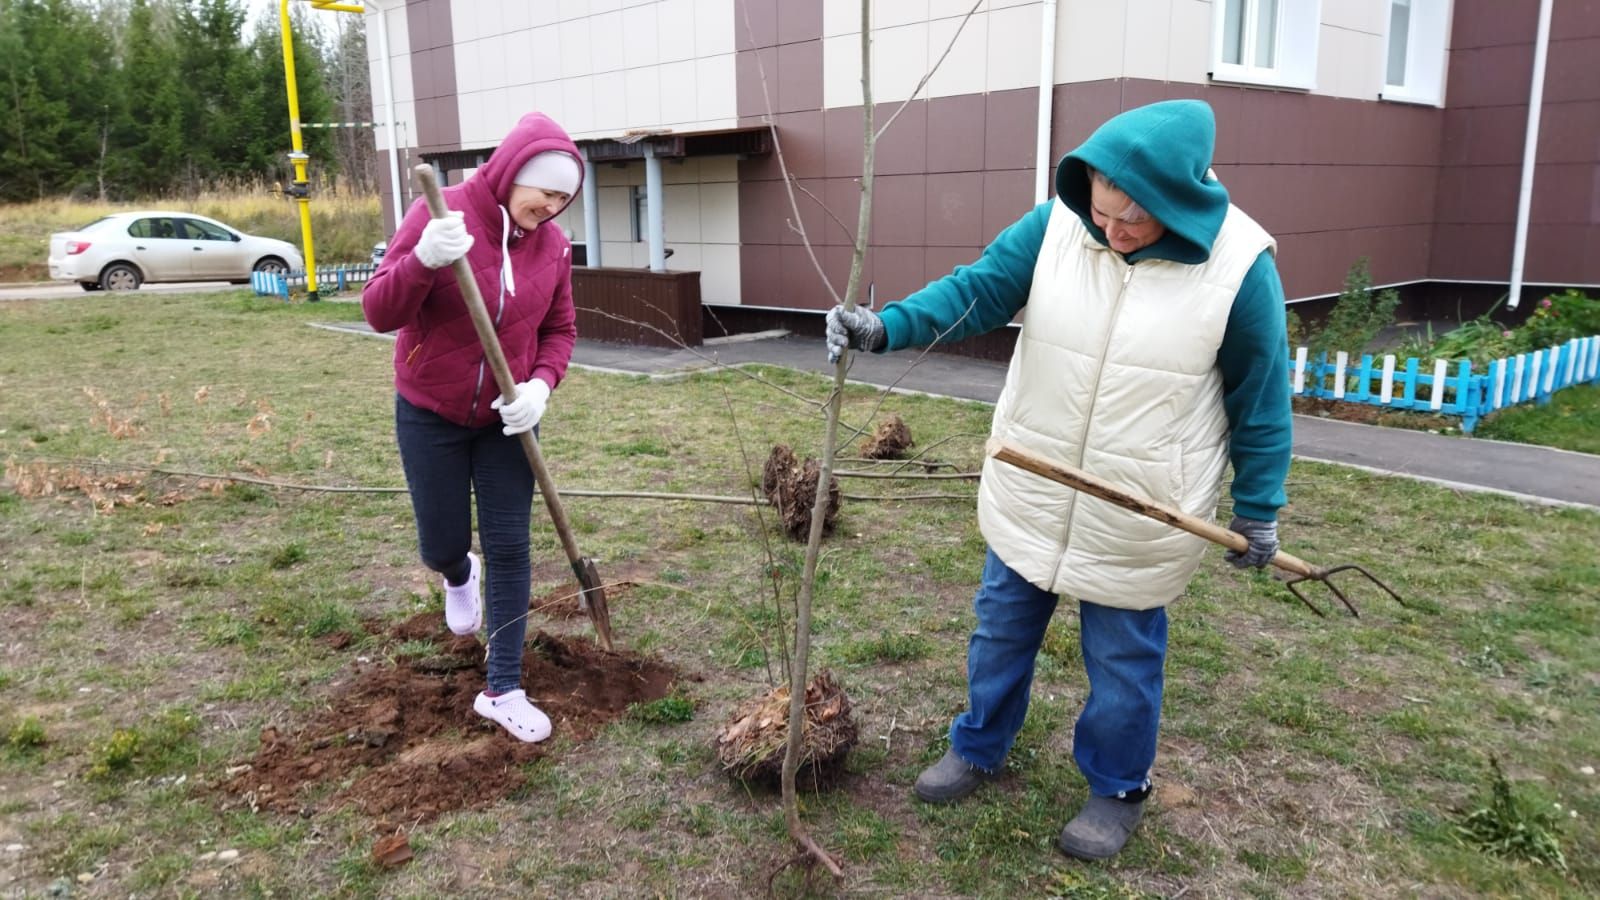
top-left (986, 438), bottom-right (1407, 617)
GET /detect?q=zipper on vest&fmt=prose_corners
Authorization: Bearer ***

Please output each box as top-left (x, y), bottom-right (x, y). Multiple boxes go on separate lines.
top-left (1052, 261), bottom-right (1135, 582)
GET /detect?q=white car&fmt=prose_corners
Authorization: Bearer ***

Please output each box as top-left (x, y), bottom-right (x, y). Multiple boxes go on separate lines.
top-left (47, 211), bottom-right (304, 291)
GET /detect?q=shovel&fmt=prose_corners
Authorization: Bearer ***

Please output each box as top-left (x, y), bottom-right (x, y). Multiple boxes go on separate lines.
top-left (986, 438), bottom-right (1405, 617)
top-left (413, 164), bottom-right (614, 651)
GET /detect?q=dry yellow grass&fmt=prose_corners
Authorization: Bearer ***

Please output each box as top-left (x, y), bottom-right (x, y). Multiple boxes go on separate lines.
top-left (0, 189), bottom-right (384, 281)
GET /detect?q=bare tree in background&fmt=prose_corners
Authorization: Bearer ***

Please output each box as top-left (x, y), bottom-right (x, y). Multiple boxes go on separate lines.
top-left (328, 13), bottom-right (376, 194)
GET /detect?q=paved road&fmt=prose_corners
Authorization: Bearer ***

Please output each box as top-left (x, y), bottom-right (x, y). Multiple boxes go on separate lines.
top-left (0, 281), bottom-right (247, 301)
top-left (324, 324), bottom-right (1600, 510)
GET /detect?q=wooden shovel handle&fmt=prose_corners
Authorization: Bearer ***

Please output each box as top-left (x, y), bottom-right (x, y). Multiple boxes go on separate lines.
top-left (412, 164), bottom-right (586, 569)
top-left (985, 437), bottom-right (1317, 579)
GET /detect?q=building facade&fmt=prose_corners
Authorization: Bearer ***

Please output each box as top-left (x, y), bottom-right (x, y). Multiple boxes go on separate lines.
top-left (364, 0), bottom-right (1600, 331)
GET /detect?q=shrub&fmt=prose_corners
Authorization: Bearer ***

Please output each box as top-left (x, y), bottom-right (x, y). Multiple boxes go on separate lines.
top-left (1308, 258), bottom-right (1400, 358)
top-left (1513, 289), bottom-right (1600, 353)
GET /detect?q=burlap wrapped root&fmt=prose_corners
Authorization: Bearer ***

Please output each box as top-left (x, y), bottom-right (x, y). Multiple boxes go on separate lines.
top-left (714, 670), bottom-right (856, 790)
top-left (761, 444), bottom-right (840, 540)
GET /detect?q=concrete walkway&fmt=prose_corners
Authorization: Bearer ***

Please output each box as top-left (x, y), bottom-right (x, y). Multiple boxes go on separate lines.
top-left (326, 323), bottom-right (1600, 510)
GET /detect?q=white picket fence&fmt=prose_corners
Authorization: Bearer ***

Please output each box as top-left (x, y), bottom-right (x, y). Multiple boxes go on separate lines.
top-left (1290, 335), bottom-right (1600, 432)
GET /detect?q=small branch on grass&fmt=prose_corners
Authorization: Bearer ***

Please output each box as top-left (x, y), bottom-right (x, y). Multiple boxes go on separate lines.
top-left (833, 470), bottom-right (978, 481)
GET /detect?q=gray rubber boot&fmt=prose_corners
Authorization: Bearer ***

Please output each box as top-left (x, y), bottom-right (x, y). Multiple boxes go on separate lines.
top-left (913, 749), bottom-right (999, 804)
top-left (1057, 795), bottom-right (1147, 860)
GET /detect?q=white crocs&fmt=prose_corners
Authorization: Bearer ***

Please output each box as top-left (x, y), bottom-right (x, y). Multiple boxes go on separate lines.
top-left (474, 689), bottom-right (553, 743)
top-left (443, 552), bottom-right (482, 635)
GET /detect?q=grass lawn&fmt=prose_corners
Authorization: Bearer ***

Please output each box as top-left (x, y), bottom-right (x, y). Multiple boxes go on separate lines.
top-left (1, 290), bottom-right (1596, 898)
top-left (1475, 384), bottom-right (1600, 455)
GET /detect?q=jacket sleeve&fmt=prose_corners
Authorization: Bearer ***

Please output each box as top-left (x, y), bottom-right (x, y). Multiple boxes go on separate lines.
top-left (1217, 250), bottom-right (1292, 522)
top-left (361, 198), bottom-right (441, 334)
top-left (877, 201), bottom-right (1053, 351)
top-left (531, 254), bottom-right (577, 389)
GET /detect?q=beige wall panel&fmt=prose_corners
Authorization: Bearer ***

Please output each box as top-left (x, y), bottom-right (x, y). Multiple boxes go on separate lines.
top-left (1057, 0), bottom-right (1126, 83)
top-left (694, 0), bottom-right (735, 57)
top-left (926, 14), bottom-right (990, 97)
top-left (1121, 0), bottom-right (1174, 82)
top-left (699, 243), bottom-right (741, 304)
top-left (986, 3), bottom-right (1042, 91)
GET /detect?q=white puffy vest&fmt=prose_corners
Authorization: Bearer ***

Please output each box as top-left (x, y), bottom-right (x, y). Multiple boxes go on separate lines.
top-left (978, 203), bottom-right (1275, 609)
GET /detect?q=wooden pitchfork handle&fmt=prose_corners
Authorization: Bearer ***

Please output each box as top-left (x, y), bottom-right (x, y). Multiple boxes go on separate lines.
top-left (986, 438), bottom-right (1405, 617)
top-left (412, 164), bottom-right (614, 650)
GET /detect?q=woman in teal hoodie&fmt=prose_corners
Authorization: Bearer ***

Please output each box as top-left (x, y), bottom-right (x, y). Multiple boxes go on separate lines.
top-left (828, 99), bottom-right (1292, 860)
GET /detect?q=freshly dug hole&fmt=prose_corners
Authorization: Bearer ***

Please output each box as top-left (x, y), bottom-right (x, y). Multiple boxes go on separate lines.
top-left (219, 613), bottom-right (677, 825)
top-left (713, 669), bottom-right (856, 791)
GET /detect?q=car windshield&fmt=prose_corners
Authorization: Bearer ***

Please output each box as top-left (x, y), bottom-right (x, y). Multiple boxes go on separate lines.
top-left (78, 217), bottom-right (115, 232)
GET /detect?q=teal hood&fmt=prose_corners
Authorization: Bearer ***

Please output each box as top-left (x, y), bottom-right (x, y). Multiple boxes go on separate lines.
top-left (1056, 99), bottom-right (1229, 265)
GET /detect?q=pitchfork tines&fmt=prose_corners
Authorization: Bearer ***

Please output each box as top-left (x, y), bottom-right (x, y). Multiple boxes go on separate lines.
top-left (1282, 562), bottom-right (1407, 618)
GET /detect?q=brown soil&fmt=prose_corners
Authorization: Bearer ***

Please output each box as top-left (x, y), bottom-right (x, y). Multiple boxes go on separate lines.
top-left (220, 613), bottom-right (677, 827)
top-left (760, 444), bottom-right (841, 540)
top-left (1292, 396), bottom-right (1460, 431)
top-left (531, 580), bottom-right (637, 620)
top-left (859, 415), bottom-right (914, 460)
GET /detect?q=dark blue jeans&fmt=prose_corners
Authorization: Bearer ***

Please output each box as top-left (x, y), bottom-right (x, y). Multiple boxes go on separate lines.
top-left (948, 548), bottom-right (1167, 798)
top-left (395, 394), bottom-right (535, 694)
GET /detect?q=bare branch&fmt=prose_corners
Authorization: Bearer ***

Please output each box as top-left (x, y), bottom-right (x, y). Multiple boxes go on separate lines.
top-left (793, 180), bottom-right (856, 246)
top-left (876, 0), bottom-right (986, 141)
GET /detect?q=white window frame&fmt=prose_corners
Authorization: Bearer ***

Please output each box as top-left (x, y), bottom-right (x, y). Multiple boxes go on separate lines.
top-left (1210, 0), bottom-right (1321, 91)
top-left (1382, 0), bottom-right (1452, 106)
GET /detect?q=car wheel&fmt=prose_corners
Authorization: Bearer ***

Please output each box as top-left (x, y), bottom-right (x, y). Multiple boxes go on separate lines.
top-left (80, 282), bottom-right (103, 292)
top-left (254, 257), bottom-right (289, 276)
top-left (99, 263), bottom-right (142, 291)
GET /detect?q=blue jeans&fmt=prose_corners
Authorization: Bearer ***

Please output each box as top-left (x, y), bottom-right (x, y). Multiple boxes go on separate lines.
top-left (395, 394), bottom-right (535, 694)
top-left (948, 548), bottom-right (1167, 797)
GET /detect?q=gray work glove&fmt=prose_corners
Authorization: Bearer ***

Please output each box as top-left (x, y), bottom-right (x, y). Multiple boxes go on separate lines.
top-left (825, 304), bottom-right (886, 363)
top-left (1224, 516), bottom-right (1279, 569)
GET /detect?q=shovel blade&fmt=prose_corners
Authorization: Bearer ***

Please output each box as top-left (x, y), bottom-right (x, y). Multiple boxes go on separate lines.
top-left (573, 557), bottom-right (614, 651)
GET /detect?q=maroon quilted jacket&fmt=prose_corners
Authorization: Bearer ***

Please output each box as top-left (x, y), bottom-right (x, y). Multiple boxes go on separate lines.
top-left (363, 112), bottom-right (582, 427)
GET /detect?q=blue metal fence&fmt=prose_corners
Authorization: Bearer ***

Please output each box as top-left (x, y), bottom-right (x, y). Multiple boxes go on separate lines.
top-left (1291, 336), bottom-right (1600, 432)
top-left (249, 263), bottom-right (378, 300)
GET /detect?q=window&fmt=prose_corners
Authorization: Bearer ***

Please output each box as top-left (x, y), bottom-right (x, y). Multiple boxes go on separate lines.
top-left (1383, 0), bottom-right (1449, 105)
top-left (180, 219), bottom-right (235, 241)
top-left (129, 218), bottom-right (180, 239)
top-left (1211, 0), bottom-right (1320, 90)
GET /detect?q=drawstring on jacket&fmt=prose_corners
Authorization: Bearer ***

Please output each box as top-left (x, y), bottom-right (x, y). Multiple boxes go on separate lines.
top-left (498, 206), bottom-right (517, 297)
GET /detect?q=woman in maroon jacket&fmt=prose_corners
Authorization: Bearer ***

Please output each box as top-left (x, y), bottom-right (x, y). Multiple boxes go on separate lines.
top-left (363, 112), bottom-right (582, 742)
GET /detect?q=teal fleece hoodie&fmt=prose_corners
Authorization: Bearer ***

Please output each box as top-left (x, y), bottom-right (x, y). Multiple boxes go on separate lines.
top-left (877, 99), bottom-right (1291, 521)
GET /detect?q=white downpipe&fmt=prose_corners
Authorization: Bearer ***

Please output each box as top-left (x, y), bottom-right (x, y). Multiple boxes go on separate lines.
top-left (643, 144), bottom-right (665, 272)
top-left (1034, 0), bottom-right (1059, 203)
top-left (374, 0), bottom-right (404, 233)
top-left (580, 150), bottom-right (601, 267)
top-left (1507, 0), bottom-right (1553, 311)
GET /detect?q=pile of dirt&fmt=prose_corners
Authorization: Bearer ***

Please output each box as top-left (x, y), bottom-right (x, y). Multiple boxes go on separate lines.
top-left (713, 669), bottom-right (856, 791)
top-left (858, 415), bottom-right (914, 459)
top-left (220, 613), bottom-right (677, 826)
top-left (531, 580), bottom-right (636, 620)
top-left (1292, 396), bottom-right (1459, 431)
top-left (761, 444), bottom-right (841, 540)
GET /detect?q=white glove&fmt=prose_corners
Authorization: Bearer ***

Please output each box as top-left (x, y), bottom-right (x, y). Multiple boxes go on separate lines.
top-left (491, 378), bottom-right (551, 436)
top-left (414, 211), bottom-right (474, 270)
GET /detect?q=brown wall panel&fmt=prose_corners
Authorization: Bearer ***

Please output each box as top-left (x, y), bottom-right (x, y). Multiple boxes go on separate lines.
top-left (571, 269), bottom-right (702, 347)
